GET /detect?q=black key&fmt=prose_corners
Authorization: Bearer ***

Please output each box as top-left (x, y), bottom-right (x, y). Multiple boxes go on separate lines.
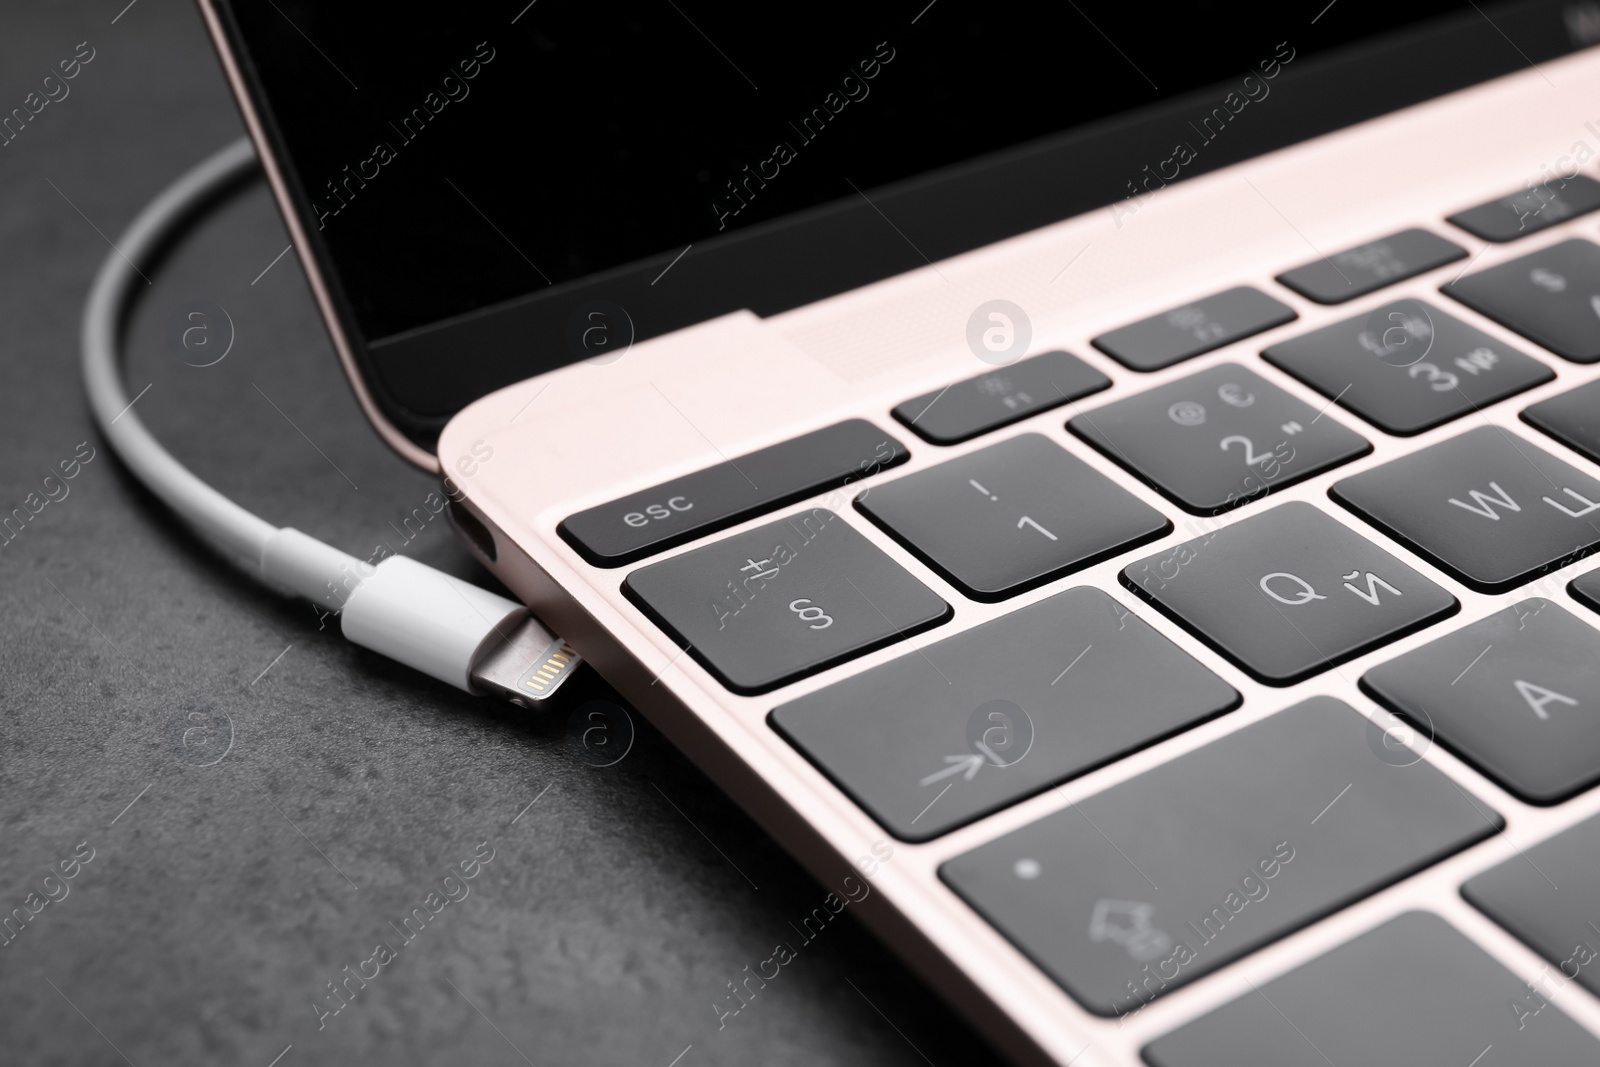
top-left (892, 350), bottom-right (1110, 445)
top-left (1362, 599), bottom-right (1600, 804)
top-left (1445, 238), bottom-right (1600, 363)
top-left (1525, 379), bottom-right (1600, 462)
top-left (1465, 814), bottom-right (1600, 1001)
top-left (1572, 564), bottom-right (1600, 614)
top-left (1262, 298), bottom-right (1553, 435)
top-left (771, 588), bottom-right (1239, 842)
top-left (1331, 425), bottom-right (1600, 593)
top-left (1123, 502), bottom-right (1456, 685)
top-left (940, 698), bottom-right (1499, 1017)
top-left (1447, 174), bottom-right (1600, 242)
top-left (1092, 286), bottom-right (1296, 372)
top-left (1277, 227), bottom-right (1467, 305)
top-left (856, 434), bottom-right (1170, 601)
top-left (1144, 912), bottom-right (1600, 1066)
top-left (1069, 364), bottom-right (1370, 515)
top-left (560, 420), bottom-right (907, 567)
top-left (623, 509), bottom-right (949, 694)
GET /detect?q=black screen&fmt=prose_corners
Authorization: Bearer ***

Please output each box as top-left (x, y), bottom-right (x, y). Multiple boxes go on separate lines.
top-left (212, 0), bottom-right (1593, 431)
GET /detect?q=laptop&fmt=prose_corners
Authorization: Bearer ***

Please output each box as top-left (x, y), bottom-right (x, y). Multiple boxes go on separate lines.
top-left (201, 1), bottom-right (1600, 1061)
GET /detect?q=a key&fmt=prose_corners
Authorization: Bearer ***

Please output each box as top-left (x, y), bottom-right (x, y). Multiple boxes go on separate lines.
top-left (892, 350), bottom-right (1110, 445)
top-left (1092, 286), bottom-right (1296, 372)
top-left (771, 587), bottom-right (1239, 842)
top-left (1277, 227), bottom-right (1466, 305)
top-left (1331, 425), bottom-right (1600, 592)
top-left (1261, 298), bottom-right (1553, 435)
top-left (1524, 379), bottom-right (1600, 463)
top-left (1144, 912), bottom-right (1600, 1066)
top-left (1444, 239), bottom-right (1600, 363)
top-left (560, 420), bottom-right (907, 566)
top-left (1069, 364), bottom-right (1370, 514)
top-left (1447, 174), bottom-right (1600, 242)
top-left (1362, 599), bottom-right (1600, 804)
top-left (939, 698), bottom-right (1499, 1017)
top-left (1123, 501), bottom-right (1456, 685)
top-left (856, 433), bottom-right (1170, 601)
top-left (623, 509), bottom-right (949, 693)
top-left (1464, 813), bottom-right (1600, 1001)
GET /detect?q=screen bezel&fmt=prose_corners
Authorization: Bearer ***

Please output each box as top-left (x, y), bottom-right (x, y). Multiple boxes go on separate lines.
top-left (197, 0), bottom-right (1586, 467)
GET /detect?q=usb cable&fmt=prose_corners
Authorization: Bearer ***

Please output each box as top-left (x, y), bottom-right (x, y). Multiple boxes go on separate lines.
top-left (80, 137), bottom-right (578, 704)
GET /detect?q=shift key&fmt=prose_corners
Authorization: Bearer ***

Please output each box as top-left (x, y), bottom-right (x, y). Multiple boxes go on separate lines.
top-left (939, 697), bottom-right (1499, 1016)
top-left (559, 420), bottom-right (907, 566)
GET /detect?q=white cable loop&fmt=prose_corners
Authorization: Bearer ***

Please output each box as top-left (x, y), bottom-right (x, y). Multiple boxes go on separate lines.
top-left (78, 139), bottom-right (544, 694)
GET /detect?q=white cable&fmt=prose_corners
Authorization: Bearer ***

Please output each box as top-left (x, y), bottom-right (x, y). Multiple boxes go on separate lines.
top-left (80, 138), bottom-right (578, 699)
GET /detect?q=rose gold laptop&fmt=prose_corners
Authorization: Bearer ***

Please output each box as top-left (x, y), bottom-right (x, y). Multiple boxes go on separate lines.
top-left (203, 1), bottom-right (1600, 1061)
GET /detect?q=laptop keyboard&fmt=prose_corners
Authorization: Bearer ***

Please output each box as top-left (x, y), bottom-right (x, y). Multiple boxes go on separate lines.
top-left (569, 179), bottom-right (1600, 1058)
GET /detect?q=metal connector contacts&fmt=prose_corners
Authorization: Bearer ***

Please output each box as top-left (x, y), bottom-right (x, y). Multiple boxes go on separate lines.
top-left (470, 615), bottom-right (582, 708)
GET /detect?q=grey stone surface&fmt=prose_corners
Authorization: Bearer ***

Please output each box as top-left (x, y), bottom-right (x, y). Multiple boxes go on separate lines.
top-left (0, 5), bottom-right (994, 1064)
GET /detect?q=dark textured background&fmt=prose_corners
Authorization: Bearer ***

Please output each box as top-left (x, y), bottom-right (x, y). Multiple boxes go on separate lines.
top-left (0, 3), bottom-right (996, 1064)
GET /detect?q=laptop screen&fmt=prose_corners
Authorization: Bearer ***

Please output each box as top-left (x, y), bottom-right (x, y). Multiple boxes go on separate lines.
top-left (211, 0), bottom-right (1592, 426)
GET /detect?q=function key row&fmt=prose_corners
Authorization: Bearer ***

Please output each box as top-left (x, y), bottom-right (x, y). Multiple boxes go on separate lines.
top-left (567, 176), bottom-right (1600, 578)
top-left (887, 175), bottom-right (1600, 466)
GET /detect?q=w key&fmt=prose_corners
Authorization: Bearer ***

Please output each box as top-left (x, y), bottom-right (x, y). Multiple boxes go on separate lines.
top-left (1331, 426), bottom-right (1600, 592)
